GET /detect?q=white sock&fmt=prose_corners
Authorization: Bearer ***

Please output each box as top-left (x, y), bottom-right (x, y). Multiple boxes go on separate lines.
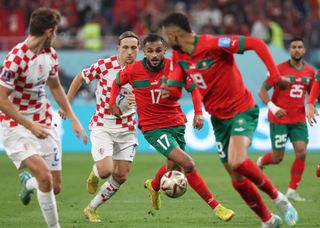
top-left (37, 190), bottom-right (60, 228)
top-left (26, 177), bottom-right (38, 191)
top-left (93, 164), bottom-right (100, 178)
top-left (286, 188), bottom-right (295, 194)
top-left (89, 176), bottom-right (121, 209)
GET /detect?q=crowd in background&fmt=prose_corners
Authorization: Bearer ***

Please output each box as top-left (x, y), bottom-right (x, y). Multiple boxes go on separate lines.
top-left (1, 0), bottom-right (320, 51)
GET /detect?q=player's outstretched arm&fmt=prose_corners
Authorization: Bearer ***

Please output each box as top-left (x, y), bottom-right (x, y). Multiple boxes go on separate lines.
top-left (59, 72), bottom-right (85, 119)
top-left (47, 77), bottom-right (88, 144)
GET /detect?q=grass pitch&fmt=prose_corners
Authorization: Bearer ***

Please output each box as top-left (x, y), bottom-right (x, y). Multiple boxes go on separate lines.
top-left (0, 152), bottom-right (319, 228)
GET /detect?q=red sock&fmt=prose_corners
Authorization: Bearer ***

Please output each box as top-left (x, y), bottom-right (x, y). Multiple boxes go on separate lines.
top-left (151, 164), bottom-right (167, 191)
top-left (185, 169), bottom-right (219, 209)
top-left (289, 159), bottom-right (305, 189)
top-left (234, 159), bottom-right (278, 199)
top-left (261, 152), bottom-right (273, 165)
top-left (232, 179), bottom-right (272, 222)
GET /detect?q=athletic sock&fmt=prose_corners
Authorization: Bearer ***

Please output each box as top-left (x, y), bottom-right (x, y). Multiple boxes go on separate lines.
top-left (234, 158), bottom-right (278, 199)
top-left (289, 159), bottom-right (305, 190)
top-left (37, 189), bottom-right (60, 228)
top-left (185, 169), bottom-right (219, 209)
top-left (261, 152), bottom-right (274, 165)
top-left (151, 164), bottom-right (167, 191)
top-left (26, 177), bottom-right (38, 191)
top-left (232, 178), bottom-right (272, 222)
top-left (89, 176), bottom-right (120, 209)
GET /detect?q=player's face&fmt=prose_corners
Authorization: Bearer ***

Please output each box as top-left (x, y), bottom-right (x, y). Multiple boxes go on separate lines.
top-left (289, 40), bottom-right (305, 62)
top-left (162, 26), bottom-right (182, 51)
top-left (118, 37), bottom-right (139, 65)
top-left (143, 41), bottom-right (167, 67)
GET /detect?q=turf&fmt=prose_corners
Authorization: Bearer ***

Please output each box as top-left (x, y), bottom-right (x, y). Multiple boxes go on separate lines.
top-left (0, 152), bottom-right (319, 228)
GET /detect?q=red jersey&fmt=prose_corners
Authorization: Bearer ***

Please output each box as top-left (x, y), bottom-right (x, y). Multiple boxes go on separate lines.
top-left (172, 35), bottom-right (255, 119)
top-left (116, 58), bottom-right (194, 133)
top-left (308, 71), bottom-right (320, 104)
top-left (265, 61), bottom-right (315, 124)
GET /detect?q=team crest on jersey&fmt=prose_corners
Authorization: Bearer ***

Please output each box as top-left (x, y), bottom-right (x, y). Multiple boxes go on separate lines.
top-left (190, 63), bottom-right (197, 69)
top-left (1, 70), bottom-right (13, 81)
top-left (218, 37), bottom-right (231, 47)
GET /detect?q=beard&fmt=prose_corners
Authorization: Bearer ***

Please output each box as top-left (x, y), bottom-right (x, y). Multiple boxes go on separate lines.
top-left (292, 55), bottom-right (303, 62)
top-left (171, 44), bottom-right (182, 51)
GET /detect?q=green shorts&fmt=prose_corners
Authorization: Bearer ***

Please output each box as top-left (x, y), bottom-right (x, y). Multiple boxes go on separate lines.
top-left (211, 105), bottom-right (259, 163)
top-left (143, 125), bottom-right (186, 157)
top-left (270, 122), bottom-right (308, 150)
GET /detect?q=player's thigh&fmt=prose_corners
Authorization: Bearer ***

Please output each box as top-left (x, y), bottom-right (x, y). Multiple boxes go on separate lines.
top-left (90, 127), bottom-right (114, 162)
top-left (113, 131), bottom-right (138, 162)
top-left (270, 123), bottom-right (289, 150)
top-left (143, 127), bottom-right (182, 157)
top-left (2, 126), bottom-right (42, 169)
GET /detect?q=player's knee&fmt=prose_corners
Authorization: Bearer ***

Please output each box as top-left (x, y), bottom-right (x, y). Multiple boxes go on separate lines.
top-left (273, 156), bottom-right (283, 164)
top-left (98, 167), bottom-right (113, 179)
top-left (37, 171), bottom-right (53, 191)
top-left (53, 184), bottom-right (61, 195)
top-left (181, 159), bottom-right (195, 173)
top-left (112, 172), bottom-right (128, 185)
top-left (295, 149), bottom-right (306, 160)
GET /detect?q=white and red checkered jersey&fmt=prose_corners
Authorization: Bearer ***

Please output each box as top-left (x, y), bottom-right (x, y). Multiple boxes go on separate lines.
top-left (82, 55), bottom-right (136, 132)
top-left (0, 40), bottom-right (58, 128)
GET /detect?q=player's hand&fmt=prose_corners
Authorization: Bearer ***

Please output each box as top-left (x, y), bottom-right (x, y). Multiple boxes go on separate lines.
top-left (126, 93), bottom-right (136, 106)
top-left (71, 118), bottom-right (88, 144)
top-left (275, 108), bottom-right (286, 118)
top-left (193, 114), bottom-right (204, 130)
top-left (160, 83), bottom-right (170, 99)
top-left (109, 104), bottom-right (122, 118)
top-left (306, 103), bottom-right (318, 126)
top-left (29, 123), bottom-right (50, 139)
top-left (277, 76), bottom-right (291, 90)
top-left (58, 109), bottom-right (67, 120)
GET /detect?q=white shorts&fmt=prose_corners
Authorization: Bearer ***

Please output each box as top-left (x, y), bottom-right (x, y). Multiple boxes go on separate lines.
top-left (90, 127), bottom-right (138, 162)
top-left (2, 125), bottom-right (62, 170)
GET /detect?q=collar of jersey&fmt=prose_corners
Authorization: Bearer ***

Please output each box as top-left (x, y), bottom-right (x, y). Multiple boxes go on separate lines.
top-left (188, 35), bottom-right (199, 56)
top-left (287, 59), bottom-right (304, 71)
top-left (142, 58), bottom-right (164, 73)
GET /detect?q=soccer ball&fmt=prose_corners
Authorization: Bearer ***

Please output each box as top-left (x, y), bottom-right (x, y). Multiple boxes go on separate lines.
top-left (160, 170), bottom-right (188, 198)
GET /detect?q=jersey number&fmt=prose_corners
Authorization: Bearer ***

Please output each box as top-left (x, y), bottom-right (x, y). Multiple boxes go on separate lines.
top-left (289, 84), bottom-right (304, 98)
top-left (190, 73), bottom-right (207, 89)
top-left (275, 134), bottom-right (287, 148)
top-left (216, 142), bottom-right (226, 158)
top-left (150, 89), bottom-right (161, 104)
top-left (157, 134), bottom-right (170, 150)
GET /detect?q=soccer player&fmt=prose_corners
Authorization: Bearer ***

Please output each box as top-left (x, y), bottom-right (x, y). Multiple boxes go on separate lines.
top-left (257, 38), bottom-right (315, 201)
top-left (0, 8), bottom-right (88, 228)
top-left (59, 31), bottom-right (139, 223)
top-left (306, 70), bottom-right (320, 177)
top-left (161, 12), bottom-right (298, 227)
top-left (109, 34), bottom-right (235, 222)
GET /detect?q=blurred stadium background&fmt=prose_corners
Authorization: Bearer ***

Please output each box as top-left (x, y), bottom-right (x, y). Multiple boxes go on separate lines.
top-left (0, 0), bottom-right (320, 153)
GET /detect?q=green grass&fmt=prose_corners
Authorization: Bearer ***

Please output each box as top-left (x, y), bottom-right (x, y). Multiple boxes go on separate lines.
top-left (0, 152), bottom-right (320, 228)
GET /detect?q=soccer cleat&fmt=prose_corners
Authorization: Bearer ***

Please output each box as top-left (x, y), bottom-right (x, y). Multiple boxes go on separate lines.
top-left (316, 163), bottom-right (320, 177)
top-left (86, 170), bottom-right (99, 194)
top-left (214, 204), bottom-right (235, 222)
top-left (261, 214), bottom-right (282, 228)
top-left (19, 171), bottom-right (34, 205)
top-left (275, 192), bottom-right (298, 227)
top-left (286, 191), bottom-right (306, 202)
top-left (144, 179), bottom-right (161, 210)
top-left (83, 206), bottom-right (101, 223)
top-left (256, 156), bottom-right (265, 170)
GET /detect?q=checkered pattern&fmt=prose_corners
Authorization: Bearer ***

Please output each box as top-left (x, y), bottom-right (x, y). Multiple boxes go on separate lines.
top-left (82, 56), bottom-right (136, 132)
top-left (0, 40), bottom-right (58, 128)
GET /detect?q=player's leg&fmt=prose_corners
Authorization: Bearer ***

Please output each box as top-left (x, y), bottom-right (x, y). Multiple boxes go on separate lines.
top-left (257, 124), bottom-right (287, 169)
top-left (286, 123), bottom-right (308, 201)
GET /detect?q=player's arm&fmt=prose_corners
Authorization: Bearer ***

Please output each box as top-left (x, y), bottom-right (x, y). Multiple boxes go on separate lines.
top-left (307, 73), bottom-right (320, 126)
top-left (259, 81), bottom-right (286, 118)
top-left (188, 81), bottom-right (203, 130)
top-left (161, 61), bottom-right (184, 100)
top-left (47, 76), bottom-right (88, 143)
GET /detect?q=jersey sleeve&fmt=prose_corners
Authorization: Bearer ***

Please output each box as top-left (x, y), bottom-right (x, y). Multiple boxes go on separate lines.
top-left (212, 35), bottom-right (245, 54)
top-left (0, 51), bottom-right (23, 89)
top-left (308, 72), bottom-right (320, 104)
top-left (49, 48), bottom-right (58, 78)
top-left (115, 65), bottom-right (131, 86)
top-left (81, 59), bottom-right (104, 84)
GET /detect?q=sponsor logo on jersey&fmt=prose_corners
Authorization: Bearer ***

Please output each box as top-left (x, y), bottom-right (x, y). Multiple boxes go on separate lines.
top-left (1, 70), bottom-right (13, 81)
top-left (151, 80), bottom-right (158, 85)
top-left (218, 37), bottom-right (231, 47)
top-left (234, 127), bottom-right (245, 132)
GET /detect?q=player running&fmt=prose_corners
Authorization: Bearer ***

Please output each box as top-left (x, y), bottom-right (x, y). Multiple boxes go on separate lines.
top-left (257, 38), bottom-right (315, 202)
top-left (0, 7), bottom-right (87, 228)
top-left (59, 31), bottom-right (139, 223)
top-left (160, 12), bottom-right (298, 227)
top-left (109, 34), bottom-right (235, 222)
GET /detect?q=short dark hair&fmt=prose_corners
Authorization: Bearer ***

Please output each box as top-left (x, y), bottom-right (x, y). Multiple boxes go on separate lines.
top-left (29, 7), bottom-right (61, 36)
top-left (118, 31), bottom-right (139, 45)
top-left (142, 34), bottom-right (166, 47)
top-left (161, 13), bottom-right (192, 33)
top-left (288, 37), bottom-right (304, 46)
